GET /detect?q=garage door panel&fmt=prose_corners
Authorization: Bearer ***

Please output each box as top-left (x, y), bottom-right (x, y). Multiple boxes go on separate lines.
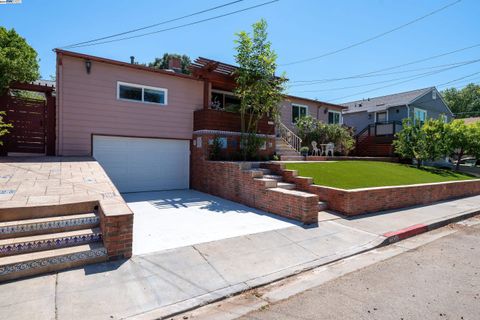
top-left (93, 136), bottom-right (190, 193)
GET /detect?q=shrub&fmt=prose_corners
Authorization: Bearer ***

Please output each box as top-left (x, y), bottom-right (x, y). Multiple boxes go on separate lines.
top-left (296, 116), bottom-right (355, 155)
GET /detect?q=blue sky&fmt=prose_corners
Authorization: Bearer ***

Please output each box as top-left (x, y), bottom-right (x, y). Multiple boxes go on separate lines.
top-left (1, 0), bottom-right (479, 103)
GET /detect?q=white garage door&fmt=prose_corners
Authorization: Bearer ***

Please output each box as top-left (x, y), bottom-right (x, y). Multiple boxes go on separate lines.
top-left (93, 135), bottom-right (190, 193)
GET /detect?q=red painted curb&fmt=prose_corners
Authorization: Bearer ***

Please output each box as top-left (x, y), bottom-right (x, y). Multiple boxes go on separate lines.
top-left (383, 223), bottom-right (429, 242)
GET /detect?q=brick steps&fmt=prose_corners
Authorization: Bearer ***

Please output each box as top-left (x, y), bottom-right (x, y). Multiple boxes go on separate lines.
top-left (277, 182), bottom-right (296, 190)
top-left (0, 243), bottom-right (107, 282)
top-left (0, 213), bottom-right (99, 239)
top-left (0, 228), bottom-right (102, 257)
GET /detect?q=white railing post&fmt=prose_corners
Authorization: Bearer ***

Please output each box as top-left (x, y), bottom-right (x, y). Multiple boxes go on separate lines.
top-left (276, 122), bottom-right (302, 153)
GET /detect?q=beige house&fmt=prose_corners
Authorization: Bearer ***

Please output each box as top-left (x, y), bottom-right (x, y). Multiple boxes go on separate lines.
top-left (280, 95), bottom-right (347, 132)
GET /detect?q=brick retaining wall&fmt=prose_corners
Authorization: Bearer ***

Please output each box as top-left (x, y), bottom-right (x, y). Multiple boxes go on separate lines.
top-left (191, 141), bottom-right (318, 224)
top-left (262, 162), bottom-right (480, 216)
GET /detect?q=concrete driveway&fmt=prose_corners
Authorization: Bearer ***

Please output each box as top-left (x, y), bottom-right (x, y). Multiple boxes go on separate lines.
top-left (123, 189), bottom-right (300, 255)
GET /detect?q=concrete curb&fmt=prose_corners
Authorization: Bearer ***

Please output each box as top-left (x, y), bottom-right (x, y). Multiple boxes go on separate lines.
top-left (130, 208), bottom-right (480, 320)
top-left (382, 208), bottom-right (480, 245)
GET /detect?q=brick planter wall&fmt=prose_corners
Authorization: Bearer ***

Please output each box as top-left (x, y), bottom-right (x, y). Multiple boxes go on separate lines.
top-left (191, 142), bottom-right (318, 224)
top-left (262, 162), bottom-right (480, 216)
top-left (98, 200), bottom-right (133, 259)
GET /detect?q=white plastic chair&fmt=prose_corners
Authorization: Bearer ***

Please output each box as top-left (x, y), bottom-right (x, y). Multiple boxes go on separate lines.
top-left (325, 143), bottom-right (335, 157)
top-left (311, 141), bottom-right (321, 156)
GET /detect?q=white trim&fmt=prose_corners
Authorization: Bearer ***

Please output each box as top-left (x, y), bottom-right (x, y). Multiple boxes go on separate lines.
top-left (328, 110), bottom-right (342, 124)
top-left (413, 107), bottom-right (427, 124)
top-left (291, 103), bottom-right (309, 124)
top-left (117, 81), bottom-right (168, 105)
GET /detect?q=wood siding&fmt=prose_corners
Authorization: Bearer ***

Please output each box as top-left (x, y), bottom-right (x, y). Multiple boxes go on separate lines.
top-left (57, 55), bottom-right (203, 156)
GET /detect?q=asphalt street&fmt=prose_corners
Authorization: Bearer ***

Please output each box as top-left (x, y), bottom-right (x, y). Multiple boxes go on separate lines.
top-left (240, 223), bottom-right (480, 320)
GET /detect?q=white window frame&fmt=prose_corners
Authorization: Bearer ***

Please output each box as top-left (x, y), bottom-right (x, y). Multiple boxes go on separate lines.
top-left (375, 110), bottom-right (388, 123)
top-left (292, 104), bottom-right (309, 124)
top-left (413, 107), bottom-right (427, 125)
top-left (328, 110), bottom-right (342, 124)
top-left (117, 81), bottom-right (168, 105)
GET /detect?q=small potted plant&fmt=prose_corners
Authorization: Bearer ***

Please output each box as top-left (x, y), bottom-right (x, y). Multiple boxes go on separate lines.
top-left (300, 146), bottom-right (309, 159)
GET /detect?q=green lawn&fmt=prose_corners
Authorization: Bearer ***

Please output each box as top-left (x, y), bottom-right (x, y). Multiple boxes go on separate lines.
top-left (285, 161), bottom-right (475, 190)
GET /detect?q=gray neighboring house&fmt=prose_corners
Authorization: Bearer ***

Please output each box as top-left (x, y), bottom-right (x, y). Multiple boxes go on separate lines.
top-left (341, 87), bottom-right (453, 156)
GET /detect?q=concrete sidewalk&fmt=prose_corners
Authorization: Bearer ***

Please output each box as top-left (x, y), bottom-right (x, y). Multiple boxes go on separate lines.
top-left (1, 195), bottom-right (479, 320)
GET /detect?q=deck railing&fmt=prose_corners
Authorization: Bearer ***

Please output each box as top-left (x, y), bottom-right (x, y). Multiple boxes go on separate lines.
top-left (276, 122), bottom-right (302, 152)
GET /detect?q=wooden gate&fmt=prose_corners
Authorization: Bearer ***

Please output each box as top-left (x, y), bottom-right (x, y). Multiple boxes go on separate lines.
top-left (2, 95), bottom-right (46, 153)
top-left (0, 82), bottom-right (56, 155)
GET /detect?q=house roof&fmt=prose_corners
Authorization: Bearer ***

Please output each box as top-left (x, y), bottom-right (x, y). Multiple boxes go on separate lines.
top-left (285, 95), bottom-right (348, 109)
top-left (462, 117), bottom-right (480, 125)
top-left (54, 49), bottom-right (199, 81)
top-left (342, 87), bottom-right (434, 114)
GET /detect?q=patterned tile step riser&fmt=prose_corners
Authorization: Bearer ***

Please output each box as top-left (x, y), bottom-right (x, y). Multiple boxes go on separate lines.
top-left (0, 233), bottom-right (102, 257)
top-left (0, 247), bottom-right (107, 279)
top-left (0, 216), bottom-right (100, 237)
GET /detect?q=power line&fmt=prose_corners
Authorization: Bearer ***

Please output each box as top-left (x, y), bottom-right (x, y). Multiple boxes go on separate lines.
top-left (328, 60), bottom-right (480, 102)
top-left (289, 58), bottom-right (480, 90)
top-left (288, 43), bottom-right (480, 85)
top-left (292, 60), bottom-right (480, 93)
top-left (436, 71), bottom-right (480, 87)
top-left (62, 0), bottom-right (245, 48)
top-left (438, 78), bottom-right (480, 89)
top-left (63, 0), bottom-right (279, 49)
top-left (280, 0), bottom-right (462, 66)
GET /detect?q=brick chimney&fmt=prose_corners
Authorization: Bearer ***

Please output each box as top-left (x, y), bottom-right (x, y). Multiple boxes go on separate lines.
top-left (168, 57), bottom-right (182, 73)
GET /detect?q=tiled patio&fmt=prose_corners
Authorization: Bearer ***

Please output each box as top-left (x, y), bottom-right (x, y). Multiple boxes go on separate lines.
top-left (0, 156), bottom-right (125, 210)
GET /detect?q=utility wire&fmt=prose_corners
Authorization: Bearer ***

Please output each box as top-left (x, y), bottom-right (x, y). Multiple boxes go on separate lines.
top-left (280, 0), bottom-right (462, 66)
top-left (328, 59), bottom-right (480, 102)
top-left (289, 43), bottom-right (480, 85)
top-left (436, 71), bottom-right (480, 87)
top-left (291, 60), bottom-right (480, 94)
top-left (62, 0), bottom-right (245, 48)
top-left (63, 0), bottom-right (279, 48)
top-left (290, 59), bottom-right (480, 90)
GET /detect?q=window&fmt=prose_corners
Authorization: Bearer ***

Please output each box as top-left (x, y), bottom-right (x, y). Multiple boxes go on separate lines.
top-left (211, 90), bottom-right (241, 112)
top-left (328, 110), bottom-right (342, 124)
top-left (117, 82), bottom-right (167, 105)
top-left (414, 108), bottom-right (427, 125)
top-left (376, 111), bottom-right (387, 123)
top-left (440, 114), bottom-right (448, 123)
top-left (292, 104), bottom-right (308, 123)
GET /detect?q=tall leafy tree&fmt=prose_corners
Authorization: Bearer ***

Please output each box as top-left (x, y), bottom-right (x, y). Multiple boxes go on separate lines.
top-left (442, 84), bottom-right (480, 118)
top-left (234, 19), bottom-right (287, 159)
top-left (393, 119), bottom-right (429, 168)
top-left (0, 27), bottom-right (40, 93)
top-left (148, 53), bottom-right (191, 74)
top-left (445, 120), bottom-right (480, 171)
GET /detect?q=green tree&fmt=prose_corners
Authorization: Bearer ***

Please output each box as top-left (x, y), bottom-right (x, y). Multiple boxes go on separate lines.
top-left (234, 19), bottom-right (287, 159)
top-left (393, 119), bottom-right (429, 168)
top-left (441, 84), bottom-right (480, 118)
top-left (0, 27), bottom-right (40, 93)
top-left (148, 53), bottom-right (191, 74)
top-left (445, 120), bottom-right (480, 171)
top-left (421, 118), bottom-right (450, 161)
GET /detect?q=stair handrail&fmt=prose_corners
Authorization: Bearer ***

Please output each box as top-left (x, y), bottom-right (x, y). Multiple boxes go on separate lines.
top-left (276, 122), bottom-right (302, 152)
